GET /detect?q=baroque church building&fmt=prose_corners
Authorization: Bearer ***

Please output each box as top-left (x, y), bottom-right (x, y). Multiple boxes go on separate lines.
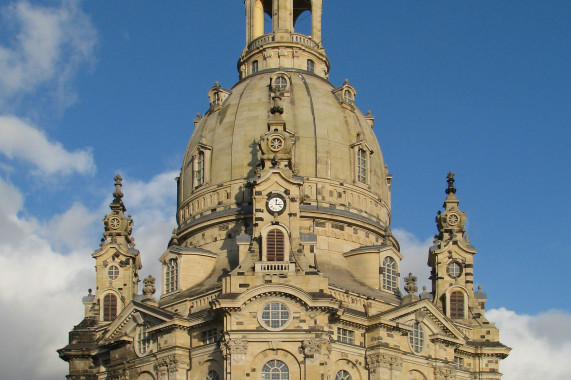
top-left (59, 1), bottom-right (510, 379)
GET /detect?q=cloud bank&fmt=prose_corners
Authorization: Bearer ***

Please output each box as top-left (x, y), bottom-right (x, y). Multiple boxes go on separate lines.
top-left (0, 171), bottom-right (177, 380)
top-left (488, 308), bottom-right (571, 380)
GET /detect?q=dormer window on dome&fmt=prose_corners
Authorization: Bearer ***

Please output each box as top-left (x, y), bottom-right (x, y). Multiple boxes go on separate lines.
top-left (184, 141), bottom-right (212, 192)
top-left (350, 134), bottom-right (373, 187)
top-left (207, 82), bottom-right (230, 113)
top-left (333, 79), bottom-right (357, 110)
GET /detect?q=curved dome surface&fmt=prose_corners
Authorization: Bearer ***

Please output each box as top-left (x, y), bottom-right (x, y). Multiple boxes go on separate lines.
top-left (178, 69), bottom-right (391, 240)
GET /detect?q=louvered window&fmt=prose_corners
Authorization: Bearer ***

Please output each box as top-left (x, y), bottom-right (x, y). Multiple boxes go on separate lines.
top-left (450, 291), bottom-right (465, 319)
top-left (266, 229), bottom-right (285, 261)
top-left (103, 294), bottom-right (117, 321)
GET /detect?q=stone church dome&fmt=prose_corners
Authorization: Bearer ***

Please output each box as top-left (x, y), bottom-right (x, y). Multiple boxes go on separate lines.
top-left (60, 2), bottom-right (510, 378)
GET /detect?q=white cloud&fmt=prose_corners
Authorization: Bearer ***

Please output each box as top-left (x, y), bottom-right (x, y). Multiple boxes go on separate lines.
top-left (122, 171), bottom-right (179, 293)
top-left (0, 115), bottom-right (95, 175)
top-left (488, 308), bottom-right (571, 380)
top-left (0, 176), bottom-right (93, 380)
top-left (0, 0), bottom-right (97, 110)
top-left (393, 228), bottom-right (433, 292)
top-left (0, 170), bottom-right (177, 380)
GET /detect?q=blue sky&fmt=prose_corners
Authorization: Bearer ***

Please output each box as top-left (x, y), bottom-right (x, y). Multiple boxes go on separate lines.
top-left (0, 1), bottom-right (570, 379)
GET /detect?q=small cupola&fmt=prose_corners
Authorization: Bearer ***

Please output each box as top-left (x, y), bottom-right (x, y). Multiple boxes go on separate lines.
top-left (239, 0), bottom-right (329, 79)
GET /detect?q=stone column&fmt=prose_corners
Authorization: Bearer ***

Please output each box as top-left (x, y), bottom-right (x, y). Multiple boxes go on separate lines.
top-left (302, 336), bottom-right (331, 379)
top-left (222, 337), bottom-right (248, 380)
top-left (367, 353), bottom-right (402, 380)
top-left (157, 357), bottom-right (168, 380)
top-left (389, 356), bottom-right (403, 380)
top-left (366, 354), bottom-right (391, 380)
top-left (311, 0), bottom-right (323, 43)
top-left (157, 355), bottom-right (189, 380)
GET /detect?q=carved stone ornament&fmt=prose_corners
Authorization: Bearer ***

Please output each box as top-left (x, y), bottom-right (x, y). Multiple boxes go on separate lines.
top-left (107, 369), bottom-right (127, 380)
top-left (157, 354), bottom-right (189, 373)
top-left (366, 353), bottom-right (402, 376)
top-left (227, 338), bottom-right (248, 354)
top-left (142, 275), bottom-right (156, 297)
top-left (222, 337), bottom-right (248, 364)
top-left (302, 337), bottom-right (331, 357)
top-left (434, 366), bottom-right (455, 380)
top-left (404, 273), bottom-right (418, 295)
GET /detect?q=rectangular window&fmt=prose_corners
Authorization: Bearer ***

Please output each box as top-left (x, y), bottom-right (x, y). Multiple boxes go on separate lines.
top-left (337, 328), bottom-right (355, 344)
top-left (357, 149), bottom-right (367, 184)
top-left (202, 328), bottom-right (217, 344)
top-left (454, 357), bottom-right (464, 370)
top-left (195, 152), bottom-right (204, 187)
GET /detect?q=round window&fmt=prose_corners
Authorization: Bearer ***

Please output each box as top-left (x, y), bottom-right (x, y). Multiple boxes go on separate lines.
top-left (447, 261), bottom-right (462, 278)
top-left (108, 265), bottom-right (119, 280)
top-left (259, 302), bottom-right (290, 330)
top-left (273, 76), bottom-right (288, 92)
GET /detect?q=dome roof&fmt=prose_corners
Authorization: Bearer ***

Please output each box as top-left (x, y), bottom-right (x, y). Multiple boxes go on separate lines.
top-left (177, 69), bottom-right (392, 242)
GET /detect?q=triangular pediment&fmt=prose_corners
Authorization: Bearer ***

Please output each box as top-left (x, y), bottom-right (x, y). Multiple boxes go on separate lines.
top-left (371, 299), bottom-right (466, 345)
top-left (99, 301), bottom-right (175, 344)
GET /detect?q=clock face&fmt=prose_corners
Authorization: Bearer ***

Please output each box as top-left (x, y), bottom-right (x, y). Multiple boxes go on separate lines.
top-left (109, 217), bottom-right (121, 229)
top-left (267, 194), bottom-right (285, 214)
top-left (269, 136), bottom-right (284, 152)
top-left (447, 213), bottom-right (459, 226)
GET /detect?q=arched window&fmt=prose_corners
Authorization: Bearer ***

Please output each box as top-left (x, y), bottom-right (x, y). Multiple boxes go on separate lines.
top-left (382, 256), bottom-right (398, 292)
top-left (206, 370), bottom-right (219, 380)
top-left (450, 291), bottom-right (465, 319)
top-left (103, 293), bottom-right (117, 321)
top-left (307, 59), bottom-right (314, 73)
top-left (266, 228), bottom-right (285, 261)
top-left (357, 148), bottom-right (367, 184)
top-left (335, 370), bottom-right (352, 380)
top-left (252, 60), bottom-right (259, 73)
top-left (409, 322), bottom-right (424, 353)
top-left (262, 360), bottom-right (289, 380)
top-left (165, 258), bottom-right (178, 293)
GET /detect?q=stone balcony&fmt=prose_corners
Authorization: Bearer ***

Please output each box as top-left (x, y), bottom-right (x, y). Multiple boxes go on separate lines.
top-left (255, 261), bottom-right (296, 273)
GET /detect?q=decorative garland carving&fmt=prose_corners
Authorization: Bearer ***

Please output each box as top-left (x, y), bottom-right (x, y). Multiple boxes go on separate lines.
top-left (302, 337), bottom-right (331, 357)
top-left (434, 366), bottom-right (455, 380)
top-left (107, 369), bottom-right (127, 380)
top-left (366, 353), bottom-right (403, 374)
top-left (221, 336), bottom-right (248, 364)
top-left (156, 354), bottom-right (189, 374)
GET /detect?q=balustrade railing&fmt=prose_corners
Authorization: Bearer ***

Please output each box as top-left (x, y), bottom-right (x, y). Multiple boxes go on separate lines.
top-left (247, 33), bottom-right (320, 52)
top-left (255, 261), bottom-right (296, 273)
